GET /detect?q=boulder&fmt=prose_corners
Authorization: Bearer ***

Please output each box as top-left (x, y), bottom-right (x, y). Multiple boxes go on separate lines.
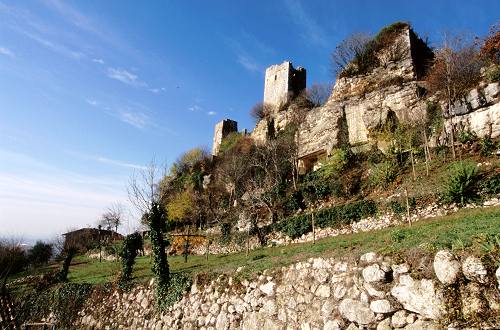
top-left (402, 320), bottom-right (439, 330)
top-left (391, 310), bottom-right (407, 328)
top-left (339, 299), bottom-right (375, 325)
top-left (362, 264), bottom-right (387, 283)
top-left (484, 82), bottom-right (500, 103)
top-left (433, 250), bottom-right (461, 285)
top-left (360, 252), bottom-right (379, 263)
top-left (376, 318), bottom-right (392, 330)
top-left (391, 275), bottom-right (445, 320)
top-left (370, 300), bottom-right (394, 314)
top-left (323, 319), bottom-right (343, 330)
top-left (462, 256), bottom-right (488, 284)
top-left (259, 282), bottom-right (276, 296)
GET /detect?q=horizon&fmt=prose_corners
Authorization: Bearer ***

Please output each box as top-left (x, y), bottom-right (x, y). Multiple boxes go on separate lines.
top-left (1, 0), bottom-right (499, 242)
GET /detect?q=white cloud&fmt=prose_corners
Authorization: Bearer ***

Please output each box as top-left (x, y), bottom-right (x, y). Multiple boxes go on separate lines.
top-left (21, 30), bottom-right (85, 59)
top-left (0, 46), bottom-right (15, 58)
top-left (95, 156), bottom-right (146, 170)
top-left (0, 149), bottom-right (134, 238)
top-left (92, 58), bottom-right (104, 64)
top-left (237, 54), bottom-right (260, 73)
top-left (207, 111), bottom-right (217, 116)
top-left (117, 110), bottom-right (149, 129)
top-left (85, 98), bottom-right (98, 106)
top-left (107, 67), bottom-right (146, 87)
top-left (188, 104), bottom-right (202, 112)
top-left (284, 0), bottom-right (329, 48)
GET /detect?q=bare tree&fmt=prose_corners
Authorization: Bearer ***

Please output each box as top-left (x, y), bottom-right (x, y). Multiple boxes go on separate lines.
top-left (426, 33), bottom-right (484, 158)
top-left (128, 160), bottom-right (170, 292)
top-left (250, 102), bottom-right (272, 122)
top-left (331, 33), bottom-right (373, 78)
top-left (305, 83), bottom-right (333, 107)
top-left (243, 135), bottom-right (294, 225)
top-left (100, 202), bottom-right (124, 232)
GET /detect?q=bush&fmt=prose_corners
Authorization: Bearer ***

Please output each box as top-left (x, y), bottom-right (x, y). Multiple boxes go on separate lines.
top-left (160, 273), bottom-right (192, 308)
top-left (118, 232), bottom-right (143, 287)
top-left (274, 214), bottom-right (311, 239)
top-left (318, 148), bottom-right (353, 180)
top-left (388, 200), bottom-right (406, 214)
top-left (275, 199), bottom-right (377, 238)
top-left (487, 65), bottom-right (500, 82)
top-left (220, 223), bottom-right (232, 244)
top-left (457, 130), bottom-right (477, 144)
top-left (480, 173), bottom-right (500, 196)
top-left (28, 241), bottom-right (53, 268)
top-left (479, 137), bottom-right (498, 157)
top-left (442, 161), bottom-right (480, 205)
top-left (369, 161), bottom-right (398, 188)
top-left (285, 190), bottom-right (306, 213)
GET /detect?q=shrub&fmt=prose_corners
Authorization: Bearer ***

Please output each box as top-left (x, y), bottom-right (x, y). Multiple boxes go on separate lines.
top-left (318, 148), bottom-right (353, 180)
top-left (388, 200), bottom-right (405, 214)
top-left (285, 190), bottom-right (306, 213)
top-left (276, 199), bottom-right (377, 237)
top-left (487, 65), bottom-right (500, 82)
top-left (479, 137), bottom-right (498, 157)
top-left (457, 130), bottom-right (477, 144)
top-left (274, 214), bottom-right (311, 239)
top-left (480, 173), bottom-right (500, 196)
top-left (161, 273), bottom-right (192, 307)
top-left (220, 223), bottom-right (232, 244)
top-left (118, 232), bottom-right (143, 287)
top-left (442, 161), bottom-right (480, 205)
top-left (369, 161), bottom-right (398, 188)
top-left (27, 241), bottom-right (53, 267)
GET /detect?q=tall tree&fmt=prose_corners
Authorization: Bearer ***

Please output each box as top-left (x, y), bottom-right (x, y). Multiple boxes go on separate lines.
top-left (425, 34), bottom-right (484, 158)
top-left (128, 161), bottom-right (170, 305)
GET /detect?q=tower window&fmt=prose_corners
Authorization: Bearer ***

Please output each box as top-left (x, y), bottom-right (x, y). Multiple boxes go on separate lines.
top-left (274, 75), bottom-right (277, 81)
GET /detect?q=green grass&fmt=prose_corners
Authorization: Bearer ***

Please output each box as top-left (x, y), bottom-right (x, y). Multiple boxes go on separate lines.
top-left (59, 206), bottom-right (500, 285)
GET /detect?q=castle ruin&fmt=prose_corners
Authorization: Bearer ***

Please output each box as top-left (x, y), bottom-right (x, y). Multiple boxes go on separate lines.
top-left (211, 119), bottom-right (238, 156)
top-left (212, 24), bottom-right (500, 171)
top-left (263, 61), bottom-right (306, 112)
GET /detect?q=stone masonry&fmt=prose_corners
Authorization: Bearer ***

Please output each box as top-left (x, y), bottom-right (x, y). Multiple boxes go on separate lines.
top-left (212, 119), bottom-right (238, 156)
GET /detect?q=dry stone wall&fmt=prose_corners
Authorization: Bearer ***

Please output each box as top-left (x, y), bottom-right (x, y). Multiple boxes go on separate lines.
top-left (74, 251), bottom-right (500, 329)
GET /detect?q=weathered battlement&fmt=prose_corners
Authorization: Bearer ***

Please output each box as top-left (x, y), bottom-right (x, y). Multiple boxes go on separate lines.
top-left (212, 119), bottom-right (238, 156)
top-left (263, 61), bottom-right (306, 112)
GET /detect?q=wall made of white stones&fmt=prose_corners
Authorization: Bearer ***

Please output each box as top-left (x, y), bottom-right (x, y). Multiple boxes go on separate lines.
top-left (74, 249), bottom-right (500, 330)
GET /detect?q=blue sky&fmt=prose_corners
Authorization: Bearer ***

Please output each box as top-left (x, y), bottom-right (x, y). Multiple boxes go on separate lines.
top-left (0, 0), bottom-right (498, 241)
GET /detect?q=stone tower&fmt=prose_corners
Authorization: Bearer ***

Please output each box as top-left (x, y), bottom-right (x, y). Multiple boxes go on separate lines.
top-left (212, 119), bottom-right (238, 156)
top-left (263, 61), bottom-right (306, 112)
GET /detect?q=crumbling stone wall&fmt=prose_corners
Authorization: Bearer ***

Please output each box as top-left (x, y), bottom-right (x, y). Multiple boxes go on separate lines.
top-left (263, 61), bottom-right (306, 112)
top-left (212, 119), bottom-right (238, 156)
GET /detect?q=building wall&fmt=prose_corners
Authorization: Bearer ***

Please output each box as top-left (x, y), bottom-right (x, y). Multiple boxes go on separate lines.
top-left (263, 61), bottom-right (306, 111)
top-left (212, 119), bottom-right (238, 155)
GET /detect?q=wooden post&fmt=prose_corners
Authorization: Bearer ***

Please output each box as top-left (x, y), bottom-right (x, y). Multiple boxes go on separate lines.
top-left (410, 150), bottom-right (416, 181)
top-left (405, 188), bottom-right (411, 226)
top-left (312, 213), bottom-right (316, 245)
top-left (246, 225), bottom-right (250, 257)
top-left (205, 236), bottom-right (209, 261)
top-left (183, 226), bottom-right (190, 263)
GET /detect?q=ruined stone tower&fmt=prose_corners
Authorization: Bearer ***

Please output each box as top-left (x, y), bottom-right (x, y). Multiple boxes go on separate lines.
top-left (263, 61), bottom-right (306, 112)
top-left (212, 119), bottom-right (238, 156)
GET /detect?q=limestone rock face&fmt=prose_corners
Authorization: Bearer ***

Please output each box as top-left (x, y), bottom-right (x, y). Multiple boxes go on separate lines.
top-left (297, 102), bottom-right (346, 158)
top-left (462, 256), bottom-right (488, 284)
top-left (433, 250), bottom-right (461, 285)
top-left (339, 298), bottom-right (375, 325)
top-left (390, 275), bottom-right (445, 320)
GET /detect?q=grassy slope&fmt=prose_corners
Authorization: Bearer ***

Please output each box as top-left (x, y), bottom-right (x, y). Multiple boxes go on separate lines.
top-left (64, 206), bottom-right (500, 285)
